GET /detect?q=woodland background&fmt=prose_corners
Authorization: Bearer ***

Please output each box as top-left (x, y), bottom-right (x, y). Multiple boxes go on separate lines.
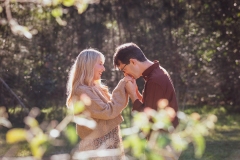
top-left (0, 0), bottom-right (240, 123)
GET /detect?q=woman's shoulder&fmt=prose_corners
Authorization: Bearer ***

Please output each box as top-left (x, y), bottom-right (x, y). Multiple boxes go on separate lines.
top-left (75, 85), bottom-right (93, 94)
top-left (77, 85), bottom-right (91, 89)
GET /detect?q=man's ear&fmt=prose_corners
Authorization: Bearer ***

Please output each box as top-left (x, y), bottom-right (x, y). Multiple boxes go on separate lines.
top-left (129, 58), bottom-right (137, 65)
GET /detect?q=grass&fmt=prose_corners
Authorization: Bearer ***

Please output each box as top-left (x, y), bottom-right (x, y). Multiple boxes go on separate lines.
top-left (179, 106), bottom-right (240, 160)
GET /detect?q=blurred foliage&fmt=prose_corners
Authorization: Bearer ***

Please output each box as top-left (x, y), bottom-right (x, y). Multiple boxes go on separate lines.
top-left (0, 106), bottom-right (77, 159)
top-left (0, 97), bottom-right (217, 159)
top-left (0, 0), bottom-right (239, 158)
top-left (121, 100), bottom-right (217, 160)
top-left (0, 0), bottom-right (99, 38)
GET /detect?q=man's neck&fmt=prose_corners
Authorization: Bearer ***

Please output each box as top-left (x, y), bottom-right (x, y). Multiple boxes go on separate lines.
top-left (140, 60), bottom-right (154, 74)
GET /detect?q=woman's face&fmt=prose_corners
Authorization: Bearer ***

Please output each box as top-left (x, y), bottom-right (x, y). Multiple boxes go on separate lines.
top-left (93, 57), bottom-right (105, 81)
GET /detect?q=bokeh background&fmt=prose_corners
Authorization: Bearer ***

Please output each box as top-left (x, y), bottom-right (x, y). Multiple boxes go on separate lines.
top-left (0, 0), bottom-right (240, 159)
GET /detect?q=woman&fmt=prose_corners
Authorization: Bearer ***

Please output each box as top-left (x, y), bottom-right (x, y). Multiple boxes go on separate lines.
top-left (66, 49), bottom-right (129, 160)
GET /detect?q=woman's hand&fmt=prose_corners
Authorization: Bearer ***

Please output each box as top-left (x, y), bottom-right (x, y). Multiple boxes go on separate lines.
top-left (123, 75), bottom-right (134, 83)
top-left (125, 80), bottom-right (138, 102)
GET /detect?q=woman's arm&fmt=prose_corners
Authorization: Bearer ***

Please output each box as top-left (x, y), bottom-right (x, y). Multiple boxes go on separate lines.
top-left (78, 79), bottom-right (128, 120)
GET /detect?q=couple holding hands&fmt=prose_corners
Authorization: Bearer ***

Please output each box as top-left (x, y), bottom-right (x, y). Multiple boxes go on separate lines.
top-left (66, 43), bottom-right (179, 160)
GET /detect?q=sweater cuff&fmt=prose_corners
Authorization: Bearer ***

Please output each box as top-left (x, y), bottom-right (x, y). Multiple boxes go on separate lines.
top-left (132, 99), bottom-right (144, 112)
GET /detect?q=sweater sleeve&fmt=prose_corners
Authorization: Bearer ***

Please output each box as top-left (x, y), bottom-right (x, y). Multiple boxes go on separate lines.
top-left (78, 80), bottom-right (129, 120)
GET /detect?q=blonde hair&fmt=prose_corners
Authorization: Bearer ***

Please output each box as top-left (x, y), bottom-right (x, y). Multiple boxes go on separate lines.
top-left (66, 49), bottom-right (108, 108)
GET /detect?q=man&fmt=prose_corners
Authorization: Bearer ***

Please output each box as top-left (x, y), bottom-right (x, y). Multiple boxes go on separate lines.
top-left (113, 42), bottom-right (179, 128)
top-left (113, 42), bottom-right (180, 160)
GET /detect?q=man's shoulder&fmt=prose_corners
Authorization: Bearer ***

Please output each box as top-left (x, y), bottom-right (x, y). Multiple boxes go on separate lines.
top-left (148, 67), bottom-right (172, 85)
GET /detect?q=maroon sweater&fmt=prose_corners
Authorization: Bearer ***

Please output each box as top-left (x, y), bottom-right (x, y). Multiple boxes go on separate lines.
top-left (133, 61), bottom-right (179, 128)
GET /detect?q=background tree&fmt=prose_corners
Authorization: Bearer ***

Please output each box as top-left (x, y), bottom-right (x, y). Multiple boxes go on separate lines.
top-left (0, 0), bottom-right (239, 123)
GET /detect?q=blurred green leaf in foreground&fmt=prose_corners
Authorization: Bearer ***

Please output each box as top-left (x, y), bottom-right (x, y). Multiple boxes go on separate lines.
top-left (1, 97), bottom-right (217, 160)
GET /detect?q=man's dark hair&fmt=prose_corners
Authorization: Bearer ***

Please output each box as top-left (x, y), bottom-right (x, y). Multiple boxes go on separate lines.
top-left (113, 42), bottom-right (147, 68)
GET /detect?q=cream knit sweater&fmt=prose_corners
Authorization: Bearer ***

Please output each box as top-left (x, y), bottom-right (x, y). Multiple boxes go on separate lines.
top-left (74, 79), bottom-right (128, 140)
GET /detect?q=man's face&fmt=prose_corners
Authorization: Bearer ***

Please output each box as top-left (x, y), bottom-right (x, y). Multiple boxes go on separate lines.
top-left (118, 60), bottom-right (141, 79)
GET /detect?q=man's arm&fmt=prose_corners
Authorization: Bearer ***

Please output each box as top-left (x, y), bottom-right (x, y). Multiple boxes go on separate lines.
top-left (136, 89), bottom-right (143, 101)
top-left (132, 81), bottom-right (164, 111)
top-left (131, 79), bottom-right (143, 101)
top-left (131, 78), bottom-right (179, 128)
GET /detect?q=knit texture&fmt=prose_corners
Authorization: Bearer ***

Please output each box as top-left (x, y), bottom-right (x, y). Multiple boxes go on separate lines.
top-left (75, 79), bottom-right (128, 140)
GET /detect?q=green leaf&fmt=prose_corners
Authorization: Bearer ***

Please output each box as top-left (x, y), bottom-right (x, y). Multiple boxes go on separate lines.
top-left (236, 60), bottom-right (239, 65)
top-left (56, 17), bottom-right (67, 26)
top-left (170, 134), bottom-right (188, 152)
top-left (51, 7), bottom-right (63, 18)
top-left (63, 0), bottom-right (75, 7)
top-left (30, 133), bottom-right (48, 147)
top-left (146, 152), bottom-right (164, 160)
top-left (194, 123), bottom-right (208, 135)
top-left (24, 116), bottom-right (39, 128)
top-left (6, 128), bottom-right (27, 144)
top-left (77, 3), bottom-right (88, 14)
top-left (157, 134), bottom-right (170, 148)
top-left (133, 112), bottom-right (149, 128)
top-left (30, 133), bottom-right (48, 158)
top-left (52, 0), bottom-right (62, 6)
top-left (64, 124), bottom-right (78, 145)
top-left (204, 4), bottom-right (209, 9)
top-left (123, 134), bottom-right (146, 158)
top-left (193, 134), bottom-right (205, 158)
top-left (141, 125), bottom-right (151, 135)
top-left (73, 101), bottom-right (85, 114)
top-left (31, 145), bottom-right (46, 159)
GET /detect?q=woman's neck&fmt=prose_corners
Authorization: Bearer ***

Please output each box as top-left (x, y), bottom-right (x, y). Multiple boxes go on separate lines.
top-left (93, 80), bottom-right (101, 86)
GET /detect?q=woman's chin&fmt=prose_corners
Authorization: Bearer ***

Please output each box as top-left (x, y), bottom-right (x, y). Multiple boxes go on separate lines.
top-left (94, 77), bottom-right (101, 81)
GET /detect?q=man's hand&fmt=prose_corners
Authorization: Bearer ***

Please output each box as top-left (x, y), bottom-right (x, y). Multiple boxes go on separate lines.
top-left (125, 81), bottom-right (138, 102)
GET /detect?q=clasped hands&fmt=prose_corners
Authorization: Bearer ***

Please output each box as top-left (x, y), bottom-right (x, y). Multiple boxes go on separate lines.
top-left (123, 76), bottom-right (139, 102)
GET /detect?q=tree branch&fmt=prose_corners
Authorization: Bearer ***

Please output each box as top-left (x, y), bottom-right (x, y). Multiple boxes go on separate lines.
top-left (0, 77), bottom-right (27, 109)
top-left (4, 0), bottom-right (12, 22)
top-left (1, 0), bottom-right (40, 3)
